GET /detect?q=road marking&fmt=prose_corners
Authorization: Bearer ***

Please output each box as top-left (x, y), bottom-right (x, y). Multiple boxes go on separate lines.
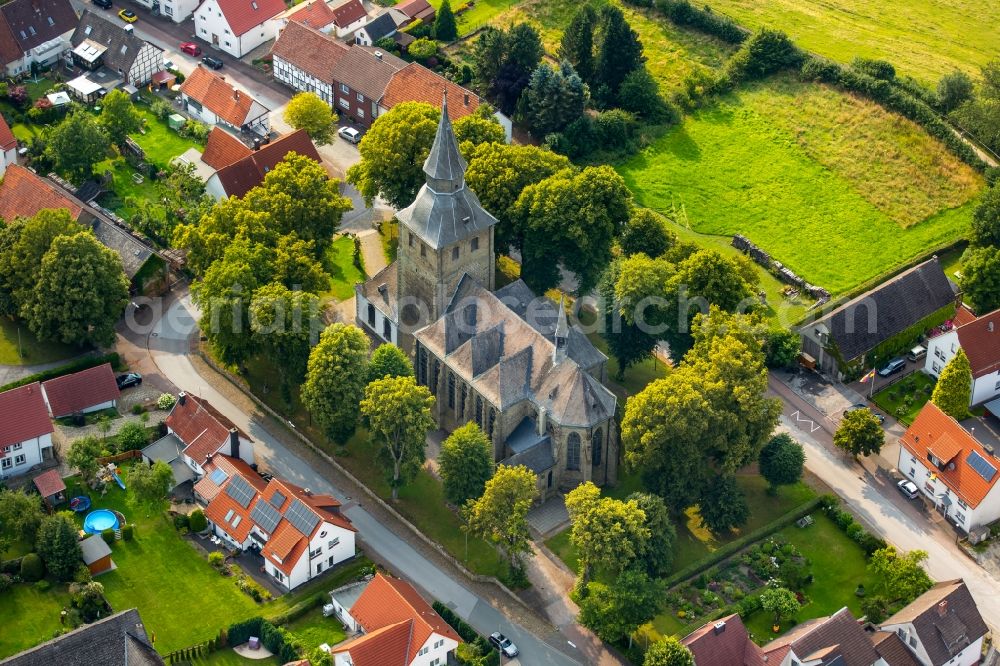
top-left (790, 410), bottom-right (822, 433)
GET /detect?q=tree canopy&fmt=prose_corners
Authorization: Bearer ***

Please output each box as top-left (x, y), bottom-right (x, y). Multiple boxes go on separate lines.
top-left (0, 489), bottom-right (44, 552)
top-left (594, 6), bottom-right (645, 101)
top-left (465, 464), bottom-right (536, 568)
top-left (760, 585), bottom-right (800, 624)
top-left (565, 482), bottom-right (649, 584)
top-left (558, 6), bottom-right (597, 84)
top-left (972, 182), bottom-right (1000, 248)
top-left (46, 112), bottom-right (110, 183)
top-left (100, 89), bottom-right (142, 148)
top-left (698, 474), bottom-right (750, 534)
top-left (931, 348), bottom-right (972, 420)
top-left (599, 259), bottom-right (658, 379)
top-left (127, 461), bottom-right (175, 515)
top-left (759, 433), bottom-right (805, 492)
top-left (471, 24), bottom-right (543, 114)
top-left (284, 92), bottom-right (336, 144)
top-left (577, 568), bottom-right (664, 644)
top-left (249, 284), bottom-right (321, 392)
top-left (67, 436), bottom-right (105, 485)
top-left (36, 513), bottom-right (82, 581)
top-left (961, 245), bottom-right (1000, 314)
top-left (433, 0), bottom-right (457, 41)
top-left (438, 422), bottom-right (494, 505)
top-left (869, 546), bottom-right (933, 604)
top-left (644, 638), bottom-right (695, 666)
top-left (519, 62), bottom-right (587, 138)
top-left (301, 323), bottom-right (370, 444)
top-left (834, 409), bottom-right (885, 457)
top-left (619, 208), bottom-right (676, 258)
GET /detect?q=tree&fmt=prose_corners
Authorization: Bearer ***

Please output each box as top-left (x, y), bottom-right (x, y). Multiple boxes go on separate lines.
top-left (620, 208), bottom-right (675, 258)
top-left (284, 92), bottom-right (336, 144)
top-left (834, 408), bottom-right (885, 457)
top-left (45, 112), bottom-right (110, 183)
top-left (724, 28), bottom-right (801, 84)
top-left (698, 474), bottom-right (750, 534)
top-left (628, 492), bottom-right (675, 577)
top-left (760, 586), bottom-right (800, 626)
top-left (36, 513), bottom-right (82, 581)
top-left (453, 105), bottom-right (506, 154)
top-left (347, 102), bottom-right (439, 208)
top-left (191, 240), bottom-right (263, 365)
top-left (618, 68), bottom-right (672, 121)
top-left (408, 38), bottom-right (438, 62)
top-left (67, 436), bottom-right (104, 485)
top-left (301, 323), bottom-right (370, 444)
top-left (600, 260), bottom-right (657, 380)
top-left (577, 568), bottom-right (664, 644)
top-left (24, 232), bottom-right (129, 347)
top-left (972, 182), bottom-right (1000, 248)
top-left (99, 89), bottom-right (142, 148)
top-left (434, 0), bottom-right (457, 41)
top-left (644, 638), bottom-right (695, 666)
top-left (367, 343), bottom-right (413, 384)
top-left (0, 489), bottom-right (44, 551)
top-left (938, 70), bottom-right (974, 113)
top-left (438, 423), bottom-right (494, 505)
top-left (961, 245), bottom-right (1000, 314)
top-left (250, 283), bottom-right (322, 393)
top-left (20, 553), bottom-right (45, 581)
top-left (869, 547), bottom-right (933, 604)
top-left (126, 461), bottom-right (175, 515)
top-left (360, 375), bottom-right (436, 499)
top-left (519, 62), bottom-right (587, 138)
top-left (594, 6), bottom-right (644, 100)
top-left (465, 464), bottom-right (536, 568)
top-left (558, 6), bottom-right (597, 84)
top-left (115, 421), bottom-right (149, 452)
top-left (471, 24), bottom-right (543, 114)
top-left (759, 433), bottom-right (805, 492)
top-left (565, 482), bottom-right (649, 583)
top-left (1, 208), bottom-right (78, 310)
top-left (932, 348), bottom-right (973, 420)
top-left (764, 328), bottom-right (801, 369)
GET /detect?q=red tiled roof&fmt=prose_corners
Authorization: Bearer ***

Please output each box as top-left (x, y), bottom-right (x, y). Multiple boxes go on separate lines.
top-left (195, 453), bottom-right (264, 502)
top-left (350, 573), bottom-right (462, 663)
top-left (40, 363), bottom-right (120, 418)
top-left (166, 393), bottom-right (247, 465)
top-left (393, 0), bottom-right (432, 20)
top-left (201, 127), bottom-right (252, 170)
top-left (0, 164), bottom-right (83, 221)
top-left (681, 614), bottom-right (766, 666)
top-left (213, 129), bottom-right (321, 199)
top-left (260, 519), bottom-right (308, 574)
top-left (382, 64), bottom-right (481, 120)
top-left (270, 20), bottom-right (350, 83)
top-left (0, 383), bottom-right (53, 450)
top-left (33, 468), bottom-right (66, 497)
top-left (956, 307), bottom-right (1000, 379)
top-left (330, 0), bottom-right (366, 26)
top-left (180, 67), bottom-right (264, 127)
top-left (0, 114), bottom-right (15, 151)
top-left (215, 0), bottom-right (285, 36)
top-left (954, 304), bottom-right (977, 327)
top-left (900, 402), bottom-right (999, 508)
top-left (330, 621), bottom-right (412, 666)
top-left (204, 489), bottom-right (257, 542)
top-left (266, 477), bottom-right (356, 533)
top-left (286, 0), bottom-right (337, 29)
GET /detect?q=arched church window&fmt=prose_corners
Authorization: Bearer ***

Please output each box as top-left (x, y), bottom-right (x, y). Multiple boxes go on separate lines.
top-left (488, 408), bottom-right (496, 439)
top-left (447, 372), bottom-right (455, 409)
top-left (592, 428), bottom-right (603, 467)
top-left (567, 433), bottom-right (581, 471)
top-left (475, 396), bottom-right (483, 427)
top-left (382, 317), bottom-right (391, 341)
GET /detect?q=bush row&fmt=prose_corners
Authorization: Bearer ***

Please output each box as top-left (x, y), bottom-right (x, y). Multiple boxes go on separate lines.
top-left (819, 494), bottom-right (887, 556)
top-left (227, 617), bottom-right (301, 663)
top-left (0, 352), bottom-right (121, 392)
top-left (545, 109), bottom-right (642, 160)
top-left (268, 592), bottom-right (325, 626)
top-left (627, 0), bottom-right (748, 44)
top-left (432, 601), bottom-right (500, 666)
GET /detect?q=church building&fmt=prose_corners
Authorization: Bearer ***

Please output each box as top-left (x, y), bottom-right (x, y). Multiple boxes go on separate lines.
top-left (355, 93), bottom-right (618, 498)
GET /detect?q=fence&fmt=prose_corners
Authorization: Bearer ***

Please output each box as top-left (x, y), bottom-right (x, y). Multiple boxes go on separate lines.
top-left (98, 450), bottom-right (143, 465)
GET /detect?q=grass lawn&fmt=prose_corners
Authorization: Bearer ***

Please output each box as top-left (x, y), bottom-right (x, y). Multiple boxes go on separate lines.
top-left (285, 606), bottom-right (348, 652)
top-left (0, 316), bottom-right (80, 365)
top-left (872, 371), bottom-right (937, 425)
top-left (0, 584), bottom-right (72, 658)
top-left (131, 107), bottom-right (202, 164)
top-left (94, 157), bottom-right (163, 220)
top-left (322, 235), bottom-right (366, 303)
top-left (701, 0), bottom-right (1000, 83)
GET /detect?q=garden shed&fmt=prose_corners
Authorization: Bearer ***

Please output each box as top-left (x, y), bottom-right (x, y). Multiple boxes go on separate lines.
top-left (32, 469), bottom-right (66, 508)
top-left (168, 114), bottom-right (186, 131)
top-left (80, 534), bottom-right (115, 575)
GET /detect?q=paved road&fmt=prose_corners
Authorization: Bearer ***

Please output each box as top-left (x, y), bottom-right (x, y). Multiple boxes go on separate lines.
top-left (770, 374), bottom-right (1000, 632)
top-left (139, 291), bottom-right (580, 665)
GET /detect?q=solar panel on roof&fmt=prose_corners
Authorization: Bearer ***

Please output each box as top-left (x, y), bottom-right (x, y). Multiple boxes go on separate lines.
top-left (967, 450), bottom-right (997, 482)
top-left (250, 498), bottom-right (281, 534)
top-left (225, 475), bottom-right (255, 508)
top-left (210, 468), bottom-right (229, 486)
top-left (285, 498), bottom-right (320, 536)
top-left (269, 490), bottom-right (286, 508)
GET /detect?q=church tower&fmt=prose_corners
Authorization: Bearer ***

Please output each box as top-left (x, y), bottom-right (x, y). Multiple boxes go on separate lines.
top-left (395, 91), bottom-right (499, 334)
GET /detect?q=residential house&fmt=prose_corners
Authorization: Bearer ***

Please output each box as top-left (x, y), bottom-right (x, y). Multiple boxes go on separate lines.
top-left (0, 608), bottom-right (164, 666)
top-left (276, 0), bottom-right (366, 37)
top-left (896, 401), bottom-right (1000, 532)
top-left (925, 306), bottom-right (1000, 406)
top-left (161, 391), bottom-right (255, 478)
top-left (70, 11), bottom-right (164, 86)
top-left (80, 534), bottom-right (115, 575)
top-left (680, 615), bottom-right (765, 665)
top-left (270, 20), bottom-right (350, 105)
top-left (0, 0), bottom-right (78, 77)
top-left (329, 572), bottom-right (461, 666)
top-left (879, 580), bottom-right (988, 666)
top-left (353, 11), bottom-right (396, 46)
top-left (0, 383), bottom-right (54, 480)
top-left (194, 0), bottom-right (285, 58)
top-left (0, 114), bottom-right (17, 178)
top-left (762, 608), bottom-right (884, 666)
top-left (205, 129), bottom-right (322, 198)
top-left (140, 433), bottom-right (195, 491)
top-left (330, 45), bottom-right (405, 126)
top-left (197, 456), bottom-right (357, 590)
top-left (134, 0), bottom-right (200, 24)
top-left (328, 0), bottom-right (368, 37)
top-left (799, 257), bottom-right (958, 379)
top-left (179, 66), bottom-right (271, 136)
top-left (40, 362), bottom-right (120, 418)
top-left (387, 0), bottom-right (434, 28)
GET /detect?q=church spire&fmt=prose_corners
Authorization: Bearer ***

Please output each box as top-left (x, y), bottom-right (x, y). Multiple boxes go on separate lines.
top-left (423, 89), bottom-right (467, 193)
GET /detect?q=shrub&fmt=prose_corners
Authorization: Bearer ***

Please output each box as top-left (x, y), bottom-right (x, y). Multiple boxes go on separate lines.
top-left (724, 28), bottom-right (802, 84)
top-left (116, 421), bottom-right (149, 452)
top-left (173, 513), bottom-right (190, 530)
top-left (800, 56), bottom-right (843, 84)
top-left (737, 594), bottom-right (762, 616)
top-left (121, 524), bottom-right (134, 541)
top-left (861, 595), bottom-right (888, 623)
top-left (594, 109), bottom-right (638, 150)
top-left (73, 564), bottom-right (93, 584)
top-left (851, 57), bottom-right (895, 81)
top-left (101, 528), bottom-right (116, 545)
top-left (189, 509), bottom-right (207, 533)
top-left (846, 522), bottom-right (865, 540)
top-left (157, 393), bottom-right (177, 410)
top-left (20, 553), bottom-right (44, 582)
top-left (131, 404), bottom-right (146, 415)
top-left (0, 573), bottom-right (13, 593)
top-left (653, 0), bottom-right (748, 44)
top-left (407, 38), bottom-right (437, 62)
top-left (34, 579), bottom-right (51, 592)
top-left (208, 551), bottom-right (225, 570)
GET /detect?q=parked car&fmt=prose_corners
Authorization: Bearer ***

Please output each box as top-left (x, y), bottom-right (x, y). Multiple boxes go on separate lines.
top-left (117, 8), bottom-right (137, 22)
top-left (897, 479), bottom-right (920, 499)
top-left (489, 632), bottom-right (518, 658)
top-left (180, 41), bottom-right (202, 57)
top-left (93, 0), bottom-right (112, 8)
top-left (202, 55), bottom-right (224, 70)
top-left (907, 345), bottom-right (927, 362)
top-left (877, 357), bottom-right (906, 377)
top-left (116, 373), bottom-right (143, 390)
top-left (844, 403), bottom-right (886, 425)
top-left (338, 126), bottom-right (361, 144)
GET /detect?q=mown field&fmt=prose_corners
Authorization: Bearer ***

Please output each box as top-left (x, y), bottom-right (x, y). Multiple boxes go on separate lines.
top-left (700, 0), bottom-right (1000, 83)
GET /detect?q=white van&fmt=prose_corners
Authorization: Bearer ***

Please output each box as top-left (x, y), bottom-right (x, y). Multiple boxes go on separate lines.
top-left (907, 345), bottom-right (927, 362)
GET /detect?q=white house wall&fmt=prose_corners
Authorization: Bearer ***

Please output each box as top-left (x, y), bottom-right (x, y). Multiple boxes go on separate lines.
top-left (0, 433), bottom-right (52, 479)
top-left (896, 448), bottom-right (1000, 532)
top-left (195, 0), bottom-right (280, 58)
top-left (126, 43), bottom-right (163, 85)
top-left (355, 290), bottom-right (397, 345)
top-left (159, 0), bottom-right (200, 22)
top-left (333, 15), bottom-right (366, 38)
top-left (972, 370), bottom-right (1000, 406)
top-left (925, 330), bottom-right (999, 406)
top-left (412, 633), bottom-right (458, 666)
top-left (0, 145), bottom-right (17, 177)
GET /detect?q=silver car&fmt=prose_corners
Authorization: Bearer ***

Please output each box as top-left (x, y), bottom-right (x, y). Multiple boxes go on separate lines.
top-left (338, 126), bottom-right (362, 144)
top-left (897, 479), bottom-right (920, 499)
top-left (490, 632), bottom-right (519, 658)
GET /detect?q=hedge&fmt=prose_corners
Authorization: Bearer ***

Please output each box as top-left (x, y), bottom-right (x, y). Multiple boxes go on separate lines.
top-left (268, 593), bottom-right (325, 626)
top-left (0, 352), bottom-right (122, 392)
top-left (432, 601), bottom-right (500, 666)
top-left (648, 0), bottom-right (749, 44)
top-left (227, 617), bottom-right (301, 662)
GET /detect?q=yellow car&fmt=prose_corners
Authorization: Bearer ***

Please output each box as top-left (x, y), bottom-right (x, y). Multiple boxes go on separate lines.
top-left (118, 8), bottom-right (138, 22)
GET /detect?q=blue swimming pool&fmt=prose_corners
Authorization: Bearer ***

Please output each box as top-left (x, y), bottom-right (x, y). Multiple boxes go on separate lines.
top-left (83, 509), bottom-right (120, 534)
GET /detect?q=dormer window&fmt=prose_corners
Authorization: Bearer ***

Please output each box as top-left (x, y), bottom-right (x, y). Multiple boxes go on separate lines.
top-left (928, 452), bottom-right (943, 468)
top-left (47, 16), bottom-right (54, 26)
top-left (84, 25), bottom-right (92, 34)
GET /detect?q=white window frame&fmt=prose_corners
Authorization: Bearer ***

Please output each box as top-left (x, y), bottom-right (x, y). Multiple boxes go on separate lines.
top-left (14, 454), bottom-right (25, 466)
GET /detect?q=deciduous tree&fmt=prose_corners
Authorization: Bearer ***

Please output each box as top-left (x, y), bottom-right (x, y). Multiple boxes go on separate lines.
top-left (760, 585), bottom-right (800, 625)
top-left (115, 422), bottom-right (149, 452)
top-left (834, 408), bottom-right (885, 457)
top-left (2, 208), bottom-right (78, 309)
top-left (67, 436), bottom-right (104, 485)
top-left (438, 423), bottom-right (494, 505)
top-left (938, 70), bottom-right (974, 113)
top-left (45, 112), bottom-right (111, 183)
top-left (99, 89), bottom-right (142, 148)
top-left (250, 283), bottom-right (322, 391)
top-left (971, 182), bottom-right (1000, 248)
top-left (0, 489), bottom-right (44, 552)
top-left (465, 464), bottom-right (536, 568)
top-left (869, 546), bottom-right (933, 604)
top-left (434, 0), bottom-right (457, 41)
top-left (759, 432), bottom-right (805, 493)
top-left (408, 38), bottom-right (438, 62)
top-left (126, 460), bottom-right (175, 515)
top-left (931, 348), bottom-right (972, 420)
top-left (599, 259), bottom-right (657, 379)
top-left (644, 638), bottom-right (695, 666)
top-left (284, 92), bottom-right (336, 144)
top-left (36, 513), bottom-right (82, 581)
top-left (619, 208), bottom-right (675, 258)
top-left (367, 343), bottom-right (413, 384)
top-left (453, 104), bottom-right (506, 154)
top-left (961, 245), bottom-right (1000, 314)
top-left (565, 482), bottom-right (649, 584)
top-left (618, 68), bottom-right (672, 122)
top-left (360, 375), bottom-right (436, 499)
top-left (629, 492), bottom-right (676, 577)
top-left (577, 568), bottom-right (664, 644)
top-left (698, 474), bottom-right (750, 534)
top-left (301, 323), bottom-right (370, 444)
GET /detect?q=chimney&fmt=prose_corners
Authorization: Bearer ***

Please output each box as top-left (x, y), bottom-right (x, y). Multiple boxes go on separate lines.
top-left (713, 621), bottom-right (726, 635)
top-left (253, 137), bottom-right (261, 151)
top-left (937, 600), bottom-right (948, 617)
top-left (989, 321), bottom-right (995, 332)
top-left (229, 428), bottom-right (240, 460)
top-left (374, 50), bottom-right (382, 61)
top-left (178, 392), bottom-right (187, 406)
top-left (234, 89), bottom-right (240, 101)
top-left (304, 488), bottom-right (312, 496)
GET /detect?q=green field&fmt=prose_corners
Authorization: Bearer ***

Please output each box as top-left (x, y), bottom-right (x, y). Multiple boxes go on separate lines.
top-left (0, 316), bottom-right (80, 366)
top-left (701, 0), bottom-right (1000, 83)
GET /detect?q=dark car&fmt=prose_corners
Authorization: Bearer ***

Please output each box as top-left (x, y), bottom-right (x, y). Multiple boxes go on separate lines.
top-left (489, 632), bottom-right (518, 658)
top-left (116, 373), bottom-right (142, 390)
top-left (202, 55), bottom-right (224, 70)
top-left (877, 357), bottom-right (906, 377)
top-left (93, 0), bottom-right (112, 8)
top-left (844, 403), bottom-right (886, 425)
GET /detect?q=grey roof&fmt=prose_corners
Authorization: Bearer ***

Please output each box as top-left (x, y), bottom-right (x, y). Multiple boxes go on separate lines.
top-left (423, 91), bottom-right (467, 184)
top-left (502, 416), bottom-right (555, 473)
top-left (805, 257), bottom-right (956, 362)
top-left (79, 534), bottom-right (112, 565)
top-left (87, 216), bottom-right (155, 279)
top-left (71, 10), bottom-right (161, 75)
top-left (330, 44), bottom-right (405, 103)
top-left (359, 261), bottom-right (398, 320)
top-left (764, 608), bottom-right (880, 666)
top-left (330, 579), bottom-right (368, 611)
top-left (1, 0), bottom-right (78, 56)
top-left (0, 608), bottom-right (163, 666)
top-left (169, 458), bottom-right (195, 487)
top-left (882, 580), bottom-right (988, 665)
top-left (142, 433), bottom-right (184, 464)
top-left (360, 11), bottom-right (396, 41)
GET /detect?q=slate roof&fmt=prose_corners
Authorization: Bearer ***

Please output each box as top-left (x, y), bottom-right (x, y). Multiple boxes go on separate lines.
top-left (270, 20), bottom-right (350, 84)
top-left (214, 0), bottom-right (285, 36)
top-left (359, 261), bottom-right (398, 320)
top-left (806, 257), bottom-right (956, 362)
top-left (0, 164), bottom-right (83, 221)
top-left (71, 11), bottom-right (161, 76)
top-left (180, 66), bottom-right (267, 127)
top-left (330, 44), bottom-right (405, 101)
top-left (32, 469), bottom-right (65, 498)
top-left (955, 307), bottom-right (1000, 379)
top-left (41, 362), bottom-right (120, 418)
top-left (763, 608), bottom-right (881, 666)
top-left (0, 0), bottom-right (77, 62)
top-left (201, 127), bottom-right (252, 170)
top-left (359, 11), bottom-right (395, 41)
top-left (502, 417), bottom-right (555, 473)
top-left (213, 129), bottom-right (321, 199)
top-left (331, 0), bottom-right (367, 26)
top-left (382, 63), bottom-right (481, 120)
top-left (882, 579), bottom-right (988, 665)
top-left (0, 114), bottom-right (16, 151)
top-left (142, 433), bottom-right (194, 487)
top-left (899, 402), bottom-right (999, 508)
top-left (0, 383), bottom-right (53, 450)
top-left (681, 614), bottom-right (766, 666)
top-left (0, 608), bottom-right (163, 666)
